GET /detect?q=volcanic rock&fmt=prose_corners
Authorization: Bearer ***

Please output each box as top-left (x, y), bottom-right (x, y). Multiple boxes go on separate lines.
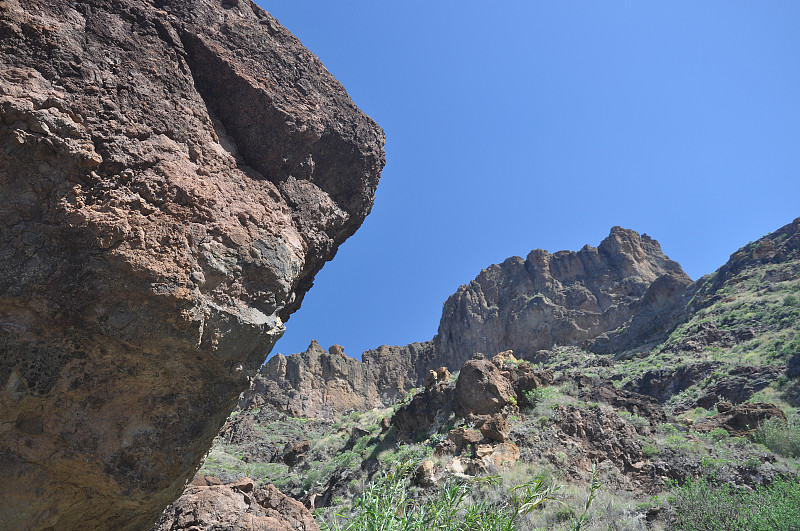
top-left (413, 460), bottom-right (437, 487)
top-left (247, 340), bottom-right (432, 418)
top-left (553, 404), bottom-right (647, 476)
top-left (282, 440), bottom-right (311, 467)
top-left (434, 227), bottom-right (690, 367)
top-left (151, 477), bottom-right (320, 531)
top-left (447, 427), bottom-right (484, 451)
top-left (392, 378), bottom-right (453, 435)
top-left (454, 358), bottom-right (516, 416)
top-left (694, 402), bottom-right (787, 437)
top-left (0, 0), bottom-right (384, 528)
top-left (476, 413), bottom-right (511, 442)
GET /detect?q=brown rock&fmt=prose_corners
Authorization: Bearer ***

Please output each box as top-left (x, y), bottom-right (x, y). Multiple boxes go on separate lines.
top-left (569, 374), bottom-right (666, 426)
top-left (435, 227), bottom-right (690, 368)
top-left (492, 350), bottom-right (518, 368)
top-left (434, 439), bottom-right (458, 456)
top-left (435, 366), bottom-right (452, 382)
top-left (424, 370), bottom-right (439, 389)
top-left (283, 440), bottom-right (311, 467)
top-left (695, 402), bottom-right (787, 437)
top-left (414, 460), bottom-right (437, 487)
top-left (553, 404), bottom-right (646, 475)
top-left (480, 414), bottom-right (511, 442)
top-left (392, 380), bottom-right (453, 435)
top-left (0, 0), bottom-right (384, 528)
top-left (717, 401), bottom-right (733, 413)
top-left (454, 359), bottom-right (516, 416)
top-left (448, 427), bottom-right (484, 451)
top-left (250, 340), bottom-right (435, 418)
top-left (153, 479), bottom-right (319, 531)
top-left (479, 442), bottom-right (520, 471)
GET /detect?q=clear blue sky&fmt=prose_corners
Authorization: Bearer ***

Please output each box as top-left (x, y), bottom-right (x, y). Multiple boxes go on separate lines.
top-left (256, 1), bottom-right (800, 359)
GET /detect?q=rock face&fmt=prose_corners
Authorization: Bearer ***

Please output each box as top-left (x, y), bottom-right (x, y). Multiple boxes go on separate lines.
top-left (246, 340), bottom-right (429, 418)
top-left (434, 227), bottom-right (691, 369)
top-left (0, 0), bottom-right (384, 529)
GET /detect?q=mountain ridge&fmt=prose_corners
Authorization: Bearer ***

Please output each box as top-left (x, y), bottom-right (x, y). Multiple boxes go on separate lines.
top-left (253, 218), bottom-right (799, 419)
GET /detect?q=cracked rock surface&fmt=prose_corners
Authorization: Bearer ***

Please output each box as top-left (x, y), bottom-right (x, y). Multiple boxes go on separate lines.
top-left (0, 0), bottom-right (384, 528)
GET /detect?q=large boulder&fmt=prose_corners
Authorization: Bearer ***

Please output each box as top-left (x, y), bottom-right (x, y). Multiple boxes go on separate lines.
top-left (453, 358), bottom-right (516, 416)
top-left (0, 0), bottom-right (384, 528)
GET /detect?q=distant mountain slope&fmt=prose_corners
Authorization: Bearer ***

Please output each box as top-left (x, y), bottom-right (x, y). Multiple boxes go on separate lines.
top-left (624, 216), bottom-right (800, 409)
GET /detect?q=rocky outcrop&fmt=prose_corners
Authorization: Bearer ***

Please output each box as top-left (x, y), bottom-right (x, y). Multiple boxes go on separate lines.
top-left (625, 217), bottom-right (800, 406)
top-left (0, 0), bottom-right (383, 528)
top-left (453, 357), bottom-right (516, 416)
top-left (246, 340), bottom-right (430, 418)
top-left (693, 217), bottom-right (800, 301)
top-left (251, 341), bottom-right (380, 418)
top-left (151, 477), bottom-right (319, 531)
top-left (434, 227), bottom-right (691, 369)
top-left (392, 351), bottom-right (552, 477)
top-left (694, 403), bottom-right (787, 437)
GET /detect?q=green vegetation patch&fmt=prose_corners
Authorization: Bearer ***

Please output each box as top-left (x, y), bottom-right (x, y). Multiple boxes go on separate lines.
top-left (669, 476), bottom-right (800, 531)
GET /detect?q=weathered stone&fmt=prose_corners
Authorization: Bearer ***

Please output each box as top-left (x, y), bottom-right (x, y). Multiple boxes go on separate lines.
top-left (479, 442), bottom-right (520, 471)
top-left (152, 479), bottom-right (320, 531)
top-left (477, 413), bottom-right (511, 442)
top-left (492, 350), bottom-right (518, 368)
top-left (413, 460), bottom-right (437, 487)
top-left (392, 380), bottom-right (453, 435)
top-left (694, 402), bottom-right (787, 437)
top-left (283, 440), bottom-right (311, 467)
top-left (447, 427), bottom-right (484, 451)
top-left (249, 340), bottom-right (435, 418)
top-left (0, 0), bottom-right (384, 528)
top-left (716, 402), bottom-right (733, 413)
top-left (435, 227), bottom-right (690, 366)
top-left (454, 359), bottom-right (516, 416)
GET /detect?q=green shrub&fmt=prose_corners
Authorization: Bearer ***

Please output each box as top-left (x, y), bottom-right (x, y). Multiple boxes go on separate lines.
top-left (641, 443), bottom-right (661, 458)
top-left (706, 427), bottom-right (730, 443)
top-left (555, 505), bottom-right (576, 522)
top-left (320, 461), bottom-right (565, 531)
top-left (669, 476), bottom-right (800, 530)
top-left (752, 415), bottom-right (800, 458)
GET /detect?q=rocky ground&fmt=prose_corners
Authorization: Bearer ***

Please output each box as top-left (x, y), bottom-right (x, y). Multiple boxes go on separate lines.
top-left (157, 219), bottom-right (800, 530)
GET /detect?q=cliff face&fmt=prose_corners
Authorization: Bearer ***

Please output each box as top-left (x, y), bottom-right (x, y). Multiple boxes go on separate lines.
top-left (433, 227), bottom-right (691, 369)
top-left (0, 0), bottom-right (384, 529)
top-left (248, 340), bottom-right (433, 418)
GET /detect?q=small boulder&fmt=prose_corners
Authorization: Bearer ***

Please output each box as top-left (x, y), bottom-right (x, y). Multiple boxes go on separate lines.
top-left (492, 350), bottom-right (517, 368)
top-left (448, 427), bottom-right (484, 452)
top-left (479, 442), bottom-right (520, 471)
top-left (695, 402), bottom-right (787, 437)
top-left (282, 440), bottom-right (311, 467)
top-left (414, 460), bottom-right (437, 487)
